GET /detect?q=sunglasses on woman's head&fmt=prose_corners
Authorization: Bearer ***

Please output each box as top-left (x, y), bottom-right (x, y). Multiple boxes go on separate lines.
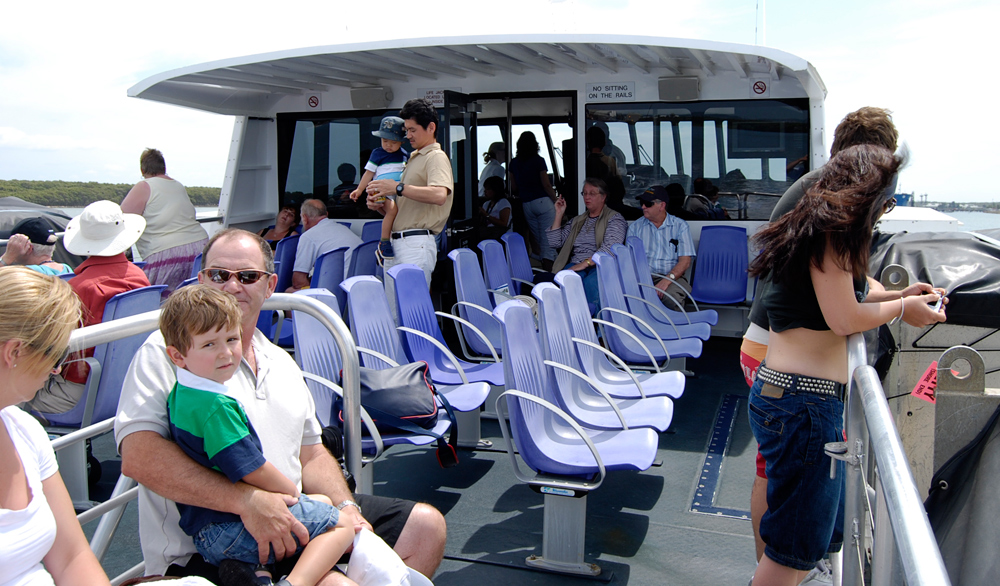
top-left (883, 197), bottom-right (897, 214)
top-left (201, 268), bottom-right (271, 285)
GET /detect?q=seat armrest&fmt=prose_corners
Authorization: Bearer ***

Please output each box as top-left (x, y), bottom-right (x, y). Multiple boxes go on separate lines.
top-left (592, 318), bottom-right (663, 373)
top-left (571, 337), bottom-right (647, 398)
top-left (438, 310), bottom-right (501, 363)
top-left (301, 371), bottom-right (384, 462)
top-left (596, 307), bottom-right (671, 365)
top-left (543, 360), bottom-right (629, 429)
top-left (397, 326), bottom-right (470, 384)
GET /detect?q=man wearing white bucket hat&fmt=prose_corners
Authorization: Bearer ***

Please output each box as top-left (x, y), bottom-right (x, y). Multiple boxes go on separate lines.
top-left (27, 200), bottom-right (149, 414)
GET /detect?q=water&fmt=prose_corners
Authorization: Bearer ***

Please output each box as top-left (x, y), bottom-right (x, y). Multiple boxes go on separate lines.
top-left (945, 211), bottom-right (1000, 232)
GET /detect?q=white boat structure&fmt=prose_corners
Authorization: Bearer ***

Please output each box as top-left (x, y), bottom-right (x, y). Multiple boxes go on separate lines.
top-left (60, 34), bottom-right (1000, 586)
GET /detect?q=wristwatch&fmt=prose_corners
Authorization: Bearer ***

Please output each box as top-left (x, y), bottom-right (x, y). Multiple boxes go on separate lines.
top-left (668, 273), bottom-right (676, 281)
top-left (336, 499), bottom-right (362, 515)
top-left (395, 182), bottom-right (405, 197)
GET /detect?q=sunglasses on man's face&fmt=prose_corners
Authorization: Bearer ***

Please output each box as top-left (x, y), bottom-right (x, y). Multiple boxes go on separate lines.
top-left (201, 268), bottom-right (272, 285)
top-left (640, 199), bottom-right (663, 208)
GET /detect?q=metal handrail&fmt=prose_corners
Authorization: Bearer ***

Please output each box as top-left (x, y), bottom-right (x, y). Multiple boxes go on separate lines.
top-left (843, 333), bottom-right (951, 586)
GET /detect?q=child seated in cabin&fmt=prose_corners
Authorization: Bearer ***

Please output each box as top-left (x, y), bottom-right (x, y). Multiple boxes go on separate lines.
top-left (350, 116), bottom-right (409, 264)
top-left (160, 285), bottom-right (357, 586)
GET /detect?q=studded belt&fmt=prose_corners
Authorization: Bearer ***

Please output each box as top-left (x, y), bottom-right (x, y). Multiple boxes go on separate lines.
top-left (757, 363), bottom-right (846, 402)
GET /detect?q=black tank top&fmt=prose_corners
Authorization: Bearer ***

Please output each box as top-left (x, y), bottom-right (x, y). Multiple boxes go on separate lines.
top-left (766, 273), bottom-right (869, 332)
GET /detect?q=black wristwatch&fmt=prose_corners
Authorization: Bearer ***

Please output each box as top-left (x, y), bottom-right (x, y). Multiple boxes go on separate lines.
top-left (395, 182), bottom-right (405, 197)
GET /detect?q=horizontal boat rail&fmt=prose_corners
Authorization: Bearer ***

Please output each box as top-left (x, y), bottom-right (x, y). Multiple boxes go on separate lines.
top-left (58, 293), bottom-right (361, 584)
top-left (842, 333), bottom-right (951, 586)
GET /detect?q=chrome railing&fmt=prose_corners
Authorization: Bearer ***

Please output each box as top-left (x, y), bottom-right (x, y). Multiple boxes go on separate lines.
top-left (841, 333), bottom-right (951, 586)
top-left (60, 293), bottom-right (359, 583)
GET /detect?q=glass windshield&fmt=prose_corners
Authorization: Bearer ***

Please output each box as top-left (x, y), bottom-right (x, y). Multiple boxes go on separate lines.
top-left (586, 99), bottom-right (810, 220)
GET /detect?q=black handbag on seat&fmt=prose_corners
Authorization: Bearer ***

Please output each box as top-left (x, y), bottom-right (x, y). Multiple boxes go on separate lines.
top-left (337, 361), bottom-right (459, 468)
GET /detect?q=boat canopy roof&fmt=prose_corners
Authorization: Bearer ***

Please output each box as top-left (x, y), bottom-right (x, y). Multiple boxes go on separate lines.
top-left (128, 34), bottom-right (826, 117)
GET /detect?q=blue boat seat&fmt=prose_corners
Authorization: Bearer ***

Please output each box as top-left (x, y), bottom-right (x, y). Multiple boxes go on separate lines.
top-left (626, 236), bottom-right (718, 325)
top-left (447, 248), bottom-right (503, 362)
top-left (501, 232), bottom-right (542, 295)
top-left (689, 225), bottom-right (749, 305)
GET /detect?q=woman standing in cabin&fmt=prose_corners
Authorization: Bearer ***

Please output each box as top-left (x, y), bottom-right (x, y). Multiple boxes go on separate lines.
top-left (508, 132), bottom-right (558, 271)
top-left (478, 141), bottom-right (506, 199)
top-left (121, 148), bottom-right (209, 298)
top-left (746, 144), bottom-right (946, 586)
top-left (0, 267), bottom-right (112, 586)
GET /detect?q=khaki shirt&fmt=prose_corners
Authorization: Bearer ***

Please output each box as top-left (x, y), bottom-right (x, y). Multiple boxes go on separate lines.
top-left (396, 142), bottom-right (454, 234)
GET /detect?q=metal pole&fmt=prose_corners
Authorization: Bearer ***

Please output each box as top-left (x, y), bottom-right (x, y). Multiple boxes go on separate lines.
top-left (843, 334), bottom-right (869, 586)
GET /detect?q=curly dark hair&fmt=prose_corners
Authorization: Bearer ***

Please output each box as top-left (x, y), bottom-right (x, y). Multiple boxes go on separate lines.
top-left (749, 144), bottom-right (903, 283)
top-left (831, 107), bottom-right (898, 155)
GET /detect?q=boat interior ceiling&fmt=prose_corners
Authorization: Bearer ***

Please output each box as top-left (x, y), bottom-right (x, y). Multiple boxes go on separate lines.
top-left (129, 35), bottom-right (820, 116)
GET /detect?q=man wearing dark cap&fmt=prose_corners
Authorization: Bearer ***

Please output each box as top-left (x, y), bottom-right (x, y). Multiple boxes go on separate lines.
top-left (0, 217), bottom-right (72, 275)
top-left (626, 186), bottom-right (696, 305)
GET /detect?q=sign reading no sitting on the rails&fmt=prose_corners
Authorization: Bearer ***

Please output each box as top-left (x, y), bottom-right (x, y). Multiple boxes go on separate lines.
top-left (586, 82), bottom-right (635, 102)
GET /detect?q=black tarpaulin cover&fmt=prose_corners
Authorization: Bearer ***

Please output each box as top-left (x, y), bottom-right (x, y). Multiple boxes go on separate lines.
top-left (870, 229), bottom-right (1000, 329)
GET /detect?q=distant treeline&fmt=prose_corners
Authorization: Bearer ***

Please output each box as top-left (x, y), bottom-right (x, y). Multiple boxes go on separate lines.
top-left (0, 180), bottom-right (221, 207)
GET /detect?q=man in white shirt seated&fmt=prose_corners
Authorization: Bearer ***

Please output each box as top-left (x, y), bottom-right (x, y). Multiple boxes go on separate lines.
top-left (289, 199), bottom-right (363, 291)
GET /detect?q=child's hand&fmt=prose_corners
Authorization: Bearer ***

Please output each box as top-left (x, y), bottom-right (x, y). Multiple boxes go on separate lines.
top-left (349, 188), bottom-right (361, 201)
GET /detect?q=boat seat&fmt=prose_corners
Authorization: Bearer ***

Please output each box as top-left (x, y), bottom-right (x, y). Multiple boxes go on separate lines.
top-left (493, 298), bottom-right (656, 576)
top-left (448, 248), bottom-right (503, 362)
top-left (626, 236), bottom-right (718, 325)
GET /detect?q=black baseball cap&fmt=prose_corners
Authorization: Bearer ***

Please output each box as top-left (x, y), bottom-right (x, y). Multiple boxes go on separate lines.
top-left (637, 186), bottom-right (668, 204)
top-left (11, 217), bottom-right (58, 245)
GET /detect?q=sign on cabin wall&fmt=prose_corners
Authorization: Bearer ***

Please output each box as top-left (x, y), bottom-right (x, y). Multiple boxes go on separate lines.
top-left (586, 82), bottom-right (635, 102)
top-left (749, 78), bottom-right (771, 98)
top-left (418, 88), bottom-right (463, 108)
top-left (306, 95), bottom-right (322, 109)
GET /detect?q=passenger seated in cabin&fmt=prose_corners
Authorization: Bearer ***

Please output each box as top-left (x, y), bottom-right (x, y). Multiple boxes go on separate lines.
top-left (536, 178), bottom-right (627, 315)
top-left (0, 268), bottom-right (113, 586)
top-left (115, 229), bottom-right (447, 584)
top-left (627, 186), bottom-right (696, 305)
top-left (584, 126), bottom-right (633, 220)
top-left (350, 116), bottom-right (409, 263)
top-left (289, 199), bottom-right (362, 292)
top-left (590, 120), bottom-right (627, 173)
top-left (27, 201), bottom-right (149, 416)
top-left (664, 182), bottom-right (699, 221)
top-left (159, 285), bottom-right (367, 586)
top-left (259, 202), bottom-right (300, 250)
top-left (746, 145), bottom-right (946, 586)
top-left (685, 179), bottom-right (729, 219)
top-left (333, 164), bottom-right (359, 202)
top-left (475, 176), bottom-right (513, 243)
top-left (0, 217), bottom-right (72, 275)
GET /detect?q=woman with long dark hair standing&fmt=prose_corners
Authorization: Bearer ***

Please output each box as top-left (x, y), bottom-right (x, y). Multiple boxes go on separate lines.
top-left (508, 132), bottom-right (558, 271)
top-left (747, 144), bottom-right (946, 586)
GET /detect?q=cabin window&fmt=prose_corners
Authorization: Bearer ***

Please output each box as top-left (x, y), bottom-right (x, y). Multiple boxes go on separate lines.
top-left (586, 98), bottom-right (809, 220)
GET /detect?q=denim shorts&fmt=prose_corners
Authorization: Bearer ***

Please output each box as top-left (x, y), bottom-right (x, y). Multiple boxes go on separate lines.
top-left (747, 377), bottom-right (845, 571)
top-left (194, 494), bottom-right (340, 566)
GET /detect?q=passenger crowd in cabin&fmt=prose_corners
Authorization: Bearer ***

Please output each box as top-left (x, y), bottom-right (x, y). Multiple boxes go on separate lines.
top-left (2, 96), bottom-right (951, 586)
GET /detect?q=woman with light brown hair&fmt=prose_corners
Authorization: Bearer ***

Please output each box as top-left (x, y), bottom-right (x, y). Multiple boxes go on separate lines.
top-left (122, 148), bottom-right (209, 298)
top-left (0, 267), bottom-right (112, 586)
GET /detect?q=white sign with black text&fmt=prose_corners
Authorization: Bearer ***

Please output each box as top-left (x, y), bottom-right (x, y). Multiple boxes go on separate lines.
top-left (586, 82), bottom-right (635, 102)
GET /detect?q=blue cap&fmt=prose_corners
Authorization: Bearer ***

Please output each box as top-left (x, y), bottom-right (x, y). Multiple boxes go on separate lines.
top-left (372, 116), bottom-right (406, 142)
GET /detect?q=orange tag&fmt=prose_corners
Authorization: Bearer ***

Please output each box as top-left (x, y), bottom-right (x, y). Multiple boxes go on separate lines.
top-left (911, 361), bottom-right (937, 404)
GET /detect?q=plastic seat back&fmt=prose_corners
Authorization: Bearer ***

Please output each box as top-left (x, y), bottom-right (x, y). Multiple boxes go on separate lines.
top-left (477, 239), bottom-right (515, 304)
top-left (501, 232), bottom-right (534, 295)
top-left (291, 289), bottom-right (344, 427)
top-left (341, 275), bottom-right (407, 369)
top-left (311, 246), bottom-right (348, 310)
top-left (689, 225), bottom-right (748, 304)
top-left (348, 240), bottom-right (380, 278)
top-left (361, 221), bottom-right (382, 242)
top-left (41, 285), bottom-right (168, 428)
top-left (447, 248), bottom-right (502, 357)
top-left (273, 234), bottom-right (300, 294)
top-left (386, 264), bottom-right (450, 363)
top-left (189, 252), bottom-right (203, 279)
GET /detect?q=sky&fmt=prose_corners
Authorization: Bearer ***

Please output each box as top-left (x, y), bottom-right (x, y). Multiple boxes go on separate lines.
top-left (1, 0), bottom-right (996, 203)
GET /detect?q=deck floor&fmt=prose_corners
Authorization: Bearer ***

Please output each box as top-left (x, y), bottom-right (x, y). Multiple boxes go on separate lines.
top-left (88, 337), bottom-right (760, 585)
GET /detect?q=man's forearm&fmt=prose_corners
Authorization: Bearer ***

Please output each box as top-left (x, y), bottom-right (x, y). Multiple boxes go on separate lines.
top-left (299, 443), bottom-right (353, 503)
top-left (121, 431), bottom-right (252, 515)
top-left (402, 185), bottom-right (449, 205)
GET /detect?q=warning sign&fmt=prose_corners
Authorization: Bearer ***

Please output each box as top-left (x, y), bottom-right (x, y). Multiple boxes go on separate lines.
top-left (307, 95), bottom-right (321, 109)
top-left (750, 78), bottom-right (770, 98)
top-left (417, 88), bottom-right (462, 108)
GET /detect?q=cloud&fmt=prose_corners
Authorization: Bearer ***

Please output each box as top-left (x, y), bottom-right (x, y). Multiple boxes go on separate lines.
top-left (0, 127), bottom-right (103, 151)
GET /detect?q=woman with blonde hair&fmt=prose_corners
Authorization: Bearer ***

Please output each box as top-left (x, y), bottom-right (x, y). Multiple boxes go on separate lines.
top-left (0, 267), bottom-right (112, 586)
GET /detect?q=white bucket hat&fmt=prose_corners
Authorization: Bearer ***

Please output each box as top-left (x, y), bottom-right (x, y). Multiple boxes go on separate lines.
top-left (63, 200), bottom-right (145, 256)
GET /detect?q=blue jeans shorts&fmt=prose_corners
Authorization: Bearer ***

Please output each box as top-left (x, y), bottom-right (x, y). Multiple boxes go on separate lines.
top-left (194, 494), bottom-right (340, 566)
top-left (747, 377), bottom-right (845, 571)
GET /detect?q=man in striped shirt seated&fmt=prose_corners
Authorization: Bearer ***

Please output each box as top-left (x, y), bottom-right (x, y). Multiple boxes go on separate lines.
top-left (626, 185), bottom-right (696, 305)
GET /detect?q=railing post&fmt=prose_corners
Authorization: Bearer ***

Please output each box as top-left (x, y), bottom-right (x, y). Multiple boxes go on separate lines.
top-left (843, 333), bottom-right (869, 586)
